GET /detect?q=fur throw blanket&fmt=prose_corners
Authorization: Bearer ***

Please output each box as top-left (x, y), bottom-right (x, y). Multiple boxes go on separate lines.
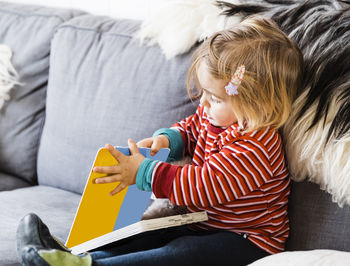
top-left (0, 44), bottom-right (18, 110)
top-left (137, 0), bottom-right (350, 206)
top-left (137, 0), bottom-right (243, 59)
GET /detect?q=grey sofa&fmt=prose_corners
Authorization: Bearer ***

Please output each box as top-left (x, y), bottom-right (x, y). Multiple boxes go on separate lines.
top-left (0, 2), bottom-right (349, 265)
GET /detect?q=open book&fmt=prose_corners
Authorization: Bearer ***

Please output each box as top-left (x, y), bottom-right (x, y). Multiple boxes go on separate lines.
top-left (65, 146), bottom-right (208, 255)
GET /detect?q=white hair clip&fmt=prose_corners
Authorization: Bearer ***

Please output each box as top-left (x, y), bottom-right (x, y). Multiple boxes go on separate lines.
top-left (225, 64), bottom-right (245, 96)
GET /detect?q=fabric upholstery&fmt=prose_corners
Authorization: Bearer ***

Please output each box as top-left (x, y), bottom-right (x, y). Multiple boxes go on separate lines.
top-left (0, 2), bottom-right (85, 187)
top-left (0, 172), bottom-right (31, 191)
top-left (37, 15), bottom-right (197, 194)
top-left (287, 181), bottom-right (350, 251)
top-left (0, 185), bottom-right (80, 265)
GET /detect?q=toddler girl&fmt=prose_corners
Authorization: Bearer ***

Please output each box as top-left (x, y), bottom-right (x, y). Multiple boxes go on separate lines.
top-left (17, 16), bottom-right (303, 266)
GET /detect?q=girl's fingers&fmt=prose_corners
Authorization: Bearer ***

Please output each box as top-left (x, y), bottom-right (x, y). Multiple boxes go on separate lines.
top-left (95, 174), bottom-right (122, 184)
top-left (128, 139), bottom-right (140, 155)
top-left (137, 138), bottom-right (153, 148)
top-left (150, 137), bottom-right (161, 156)
top-left (105, 144), bottom-right (124, 161)
top-left (93, 165), bottom-right (121, 174)
top-left (110, 183), bottom-right (127, 196)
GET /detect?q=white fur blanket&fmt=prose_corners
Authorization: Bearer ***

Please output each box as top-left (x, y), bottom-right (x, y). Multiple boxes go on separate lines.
top-left (283, 90), bottom-right (350, 207)
top-left (136, 0), bottom-right (243, 59)
top-left (0, 44), bottom-right (18, 110)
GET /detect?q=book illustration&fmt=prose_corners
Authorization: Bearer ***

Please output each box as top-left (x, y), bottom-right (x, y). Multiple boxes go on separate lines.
top-left (65, 146), bottom-right (170, 248)
top-left (112, 147), bottom-right (171, 230)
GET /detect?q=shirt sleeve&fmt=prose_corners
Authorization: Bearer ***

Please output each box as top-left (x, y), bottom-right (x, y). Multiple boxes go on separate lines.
top-left (136, 158), bottom-right (158, 191)
top-left (152, 139), bottom-right (274, 208)
top-left (169, 105), bottom-right (204, 158)
top-left (152, 128), bottom-right (184, 162)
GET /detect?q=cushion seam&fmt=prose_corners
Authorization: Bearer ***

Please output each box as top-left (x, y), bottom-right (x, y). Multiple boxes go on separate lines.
top-left (0, 8), bottom-right (69, 23)
top-left (57, 24), bottom-right (137, 39)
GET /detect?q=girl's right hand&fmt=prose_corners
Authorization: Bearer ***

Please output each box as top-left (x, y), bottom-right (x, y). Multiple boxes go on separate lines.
top-left (137, 135), bottom-right (170, 156)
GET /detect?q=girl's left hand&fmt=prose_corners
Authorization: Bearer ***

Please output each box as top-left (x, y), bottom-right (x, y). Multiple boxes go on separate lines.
top-left (93, 139), bottom-right (145, 196)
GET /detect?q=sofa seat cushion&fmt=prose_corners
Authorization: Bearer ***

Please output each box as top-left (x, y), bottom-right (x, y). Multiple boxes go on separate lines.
top-left (0, 185), bottom-right (80, 265)
top-left (0, 2), bottom-right (85, 188)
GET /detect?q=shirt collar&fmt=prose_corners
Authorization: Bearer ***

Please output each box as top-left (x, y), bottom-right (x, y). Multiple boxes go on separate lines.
top-left (201, 105), bottom-right (245, 149)
top-left (217, 123), bottom-right (243, 149)
top-left (206, 120), bottom-right (243, 149)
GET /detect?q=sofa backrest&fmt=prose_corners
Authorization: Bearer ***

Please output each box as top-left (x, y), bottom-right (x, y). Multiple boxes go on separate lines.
top-left (0, 2), bottom-right (85, 189)
top-left (37, 15), bottom-right (197, 194)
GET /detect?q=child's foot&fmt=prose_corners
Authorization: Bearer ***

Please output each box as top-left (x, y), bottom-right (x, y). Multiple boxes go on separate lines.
top-left (16, 213), bottom-right (91, 266)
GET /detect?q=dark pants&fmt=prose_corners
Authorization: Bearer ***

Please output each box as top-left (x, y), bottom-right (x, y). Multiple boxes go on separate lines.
top-left (90, 225), bottom-right (269, 266)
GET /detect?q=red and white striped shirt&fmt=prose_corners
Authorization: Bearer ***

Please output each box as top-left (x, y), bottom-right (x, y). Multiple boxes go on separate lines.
top-left (151, 105), bottom-right (290, 254)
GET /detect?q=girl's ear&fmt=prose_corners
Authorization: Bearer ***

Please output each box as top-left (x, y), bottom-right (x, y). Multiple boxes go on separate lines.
top-left (199, 94), bottom-right (204, 105)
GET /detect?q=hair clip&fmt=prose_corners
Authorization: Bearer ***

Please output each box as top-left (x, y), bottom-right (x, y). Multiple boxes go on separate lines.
top-left (225, 64), bottom-right (245, 96)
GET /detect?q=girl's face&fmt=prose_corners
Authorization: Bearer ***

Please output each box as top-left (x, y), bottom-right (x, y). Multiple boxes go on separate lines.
top-left (197, 62), bottom-right (238, 128)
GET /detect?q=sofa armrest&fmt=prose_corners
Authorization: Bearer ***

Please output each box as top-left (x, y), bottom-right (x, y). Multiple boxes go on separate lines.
top-left (0, 172), bottom-right (32, 191)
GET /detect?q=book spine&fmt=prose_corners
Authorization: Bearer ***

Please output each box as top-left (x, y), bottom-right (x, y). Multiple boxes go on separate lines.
top-left (142, 211), bottom-right (208, 229)
top-left (71, 211), bottom-right (208, 255)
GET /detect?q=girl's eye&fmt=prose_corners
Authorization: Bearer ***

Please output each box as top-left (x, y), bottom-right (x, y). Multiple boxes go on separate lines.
top-left (211, 95), bottom-right (221, 103)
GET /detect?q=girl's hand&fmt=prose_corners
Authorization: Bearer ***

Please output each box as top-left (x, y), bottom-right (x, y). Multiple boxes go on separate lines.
top-left (93, 139), bottom-right (145, 196)
top-left (137, 135), bottom-right (169, 156)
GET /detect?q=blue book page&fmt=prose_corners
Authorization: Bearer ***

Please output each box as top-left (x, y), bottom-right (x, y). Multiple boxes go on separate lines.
top-left (112, 147), bottom-right (170, 230)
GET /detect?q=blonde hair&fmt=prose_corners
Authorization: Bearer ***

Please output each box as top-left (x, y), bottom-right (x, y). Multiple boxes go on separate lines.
top-left (187, 16), bottom-right (304, 133)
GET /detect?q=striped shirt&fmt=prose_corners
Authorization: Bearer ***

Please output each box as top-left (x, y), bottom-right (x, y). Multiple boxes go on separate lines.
top-left (151, 105), bottom-right (290, 254)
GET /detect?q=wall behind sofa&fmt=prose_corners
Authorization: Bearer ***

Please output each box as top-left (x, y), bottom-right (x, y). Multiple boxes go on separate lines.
top-left (5, 0), bottom-right (176, 20)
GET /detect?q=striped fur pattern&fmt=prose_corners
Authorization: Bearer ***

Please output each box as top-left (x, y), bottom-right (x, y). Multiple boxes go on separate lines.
top-left (218, 0), bottom-right (350, 206)
top-left (151, 105), bottom-right (290, 254)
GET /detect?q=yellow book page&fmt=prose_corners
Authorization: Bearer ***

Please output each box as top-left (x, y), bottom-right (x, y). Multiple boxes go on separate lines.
top-left (65, 148), bottom-right (128, 248)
